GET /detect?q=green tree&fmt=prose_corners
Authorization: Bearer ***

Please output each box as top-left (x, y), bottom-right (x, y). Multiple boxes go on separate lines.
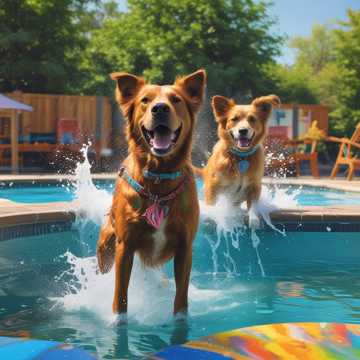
top-left (332, 10), bottom-right (360, 136)
top-left (290, 24), bottom-right (337, 73)
top-left (0, 0), bottom-right (97, 94)
top-left (269, 13), bottom-right (360, 137)
top-left (82, 0), bottom-right (282, 97)
top-left (266, 24), bottom-right (341, 106)
top-left (289, 24), bottom-right (344, 111)
top-left (266, 62), bottom-right (318, 104)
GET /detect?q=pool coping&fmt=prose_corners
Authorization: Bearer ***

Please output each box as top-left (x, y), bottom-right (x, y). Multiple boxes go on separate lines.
top-left (0, 174), bottom-right (359, 193)
top-left (0, 199), bottom-right (360, 241)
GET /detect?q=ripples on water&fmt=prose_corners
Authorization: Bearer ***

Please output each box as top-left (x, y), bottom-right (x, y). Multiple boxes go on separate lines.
top-left (0, 149), bottom-right (360, 359)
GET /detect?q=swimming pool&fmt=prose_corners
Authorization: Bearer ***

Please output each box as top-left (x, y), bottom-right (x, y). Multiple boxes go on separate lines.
top-left (1, 180), bottom-right (360, 206)
top-left (0, 223), bottom-right (360, 359)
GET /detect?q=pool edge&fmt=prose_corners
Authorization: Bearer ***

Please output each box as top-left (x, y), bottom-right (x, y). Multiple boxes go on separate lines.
top-left (0, 200), bottom-right (359, 240)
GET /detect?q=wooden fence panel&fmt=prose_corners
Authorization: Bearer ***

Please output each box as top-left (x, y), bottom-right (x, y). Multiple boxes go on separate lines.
top-left (281, 104), bottom-right (328, 135)
top-left (102, 98), bottom-right (112, 149)
top-left (1, 92), bottom-right (111, 148)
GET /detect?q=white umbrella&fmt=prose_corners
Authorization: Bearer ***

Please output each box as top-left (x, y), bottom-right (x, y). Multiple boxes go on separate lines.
top-left (0, 94), bottom-right (33, 112)
top-left (0, 93), bottom-right (33, 173)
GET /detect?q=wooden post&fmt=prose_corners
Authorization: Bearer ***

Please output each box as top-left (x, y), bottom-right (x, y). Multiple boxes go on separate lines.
top-left (11, 110), bottom-right (19, 174)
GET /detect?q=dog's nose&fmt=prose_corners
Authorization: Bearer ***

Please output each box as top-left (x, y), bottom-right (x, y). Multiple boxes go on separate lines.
top-left (152, 103), bottom-right (170, 115)
top-left (239, 128), bottom-right (249, 137)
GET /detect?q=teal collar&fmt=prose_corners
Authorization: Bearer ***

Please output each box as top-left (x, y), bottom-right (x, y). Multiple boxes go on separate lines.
top-left (229, 144), bottom-right (260, 174)
top-left (143, 169), bottom-right (182, 183)
top-left (229, 144), bottom-right (260, 158)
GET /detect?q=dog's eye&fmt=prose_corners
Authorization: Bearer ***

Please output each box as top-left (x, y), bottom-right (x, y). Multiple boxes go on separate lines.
top-left (230, 117), bottom-right (237, 123)
top-left (171, 95), bottom-right (181, 104)
top-left (248, 116), bottom-right (256, 123)
top-left (141, 97), bottom-right (150, 104)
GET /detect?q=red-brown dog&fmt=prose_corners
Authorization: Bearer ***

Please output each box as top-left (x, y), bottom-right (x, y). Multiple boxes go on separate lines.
top-left (97, 69), bottom-right (206, 316)
top-left (203, 95), bottom-right (280, 226)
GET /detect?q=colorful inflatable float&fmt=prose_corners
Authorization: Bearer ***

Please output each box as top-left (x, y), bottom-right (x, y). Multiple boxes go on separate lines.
top-left (0, 336), bottom-right (95, 359)
top-left (153, 322), bottom-right (360, 359)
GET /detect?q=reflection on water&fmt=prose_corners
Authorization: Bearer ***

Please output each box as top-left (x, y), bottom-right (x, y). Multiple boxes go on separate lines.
top-left (0, 153), bottom-right (360, 358)
top-left (1, 231), bottom-right (360, 359)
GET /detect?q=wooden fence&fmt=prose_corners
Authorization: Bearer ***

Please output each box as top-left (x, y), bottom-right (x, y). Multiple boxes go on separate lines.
top-left (281, 104), bottom-right (329, 135)
top-left (0, 92), bottom-right (112, 149)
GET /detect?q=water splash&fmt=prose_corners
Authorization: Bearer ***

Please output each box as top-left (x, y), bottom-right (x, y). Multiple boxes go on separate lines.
top-left (53, 250), bottom-right (230, 327)
top-left (56, 251), bottom-right (172, 325)
top-left (73, 144), bottom-right (113, 225)
top-left (53, 148), bottom-right (301, 326)
top-left (199, 184), bottom-right (300, 277)
top-left (54, 150), bottom-right (227, 326)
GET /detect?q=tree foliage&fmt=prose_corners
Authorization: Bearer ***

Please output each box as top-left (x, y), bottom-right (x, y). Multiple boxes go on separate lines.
top-left (0, 0), bottom-right (97, 94)
top-left (1, 0), bottom-right (359, 138)
top-left (290, 25), bottom-right (337, 73)
top-left (82, 0), bottom-right (282, 97)
top-left (266, 16), bottom-right (360, 137)
top-left (331, 10), bottom-right (360, 135)
top-left (266, 25), bottom-right (339, 105)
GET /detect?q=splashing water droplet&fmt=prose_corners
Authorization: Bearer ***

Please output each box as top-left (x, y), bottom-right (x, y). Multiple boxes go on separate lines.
top-left (73, 144), bottom-right (113, 225)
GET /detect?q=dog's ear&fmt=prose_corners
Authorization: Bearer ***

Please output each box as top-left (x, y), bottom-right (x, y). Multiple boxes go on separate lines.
top-left (211, 95), bottom-right (235, 122)
top-left (251, 95), bottom-right (280, 121)
top-left (175, 69), bottom-right (206, 113)
top-left (110, 72), bottom-right (146, 119)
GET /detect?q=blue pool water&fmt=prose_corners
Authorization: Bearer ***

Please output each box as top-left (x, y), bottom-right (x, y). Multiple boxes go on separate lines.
top-left (1, 180), bottom-right (360, 206)
top-left (0, 223), bottom-right (360, 359)
top-left (1, 173), bottom-right (360, 358)
top-left (0, 180), bottom-right (115, 203)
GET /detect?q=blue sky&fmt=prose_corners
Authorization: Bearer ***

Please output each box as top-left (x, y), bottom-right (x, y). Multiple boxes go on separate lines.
top-left (269, 0), bottom-right (360, 63)
top-left (116, 0), bottom-right (359, 64)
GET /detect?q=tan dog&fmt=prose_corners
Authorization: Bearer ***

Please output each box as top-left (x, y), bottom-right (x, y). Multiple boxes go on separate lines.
top-left (96, 69), bottom-right (206, 316)
top-left (203, 95), bottom-right (280, 225)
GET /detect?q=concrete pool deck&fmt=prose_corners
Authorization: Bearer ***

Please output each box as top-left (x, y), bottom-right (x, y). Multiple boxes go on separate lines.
top-left (0, 175), bottom-right (360, 239)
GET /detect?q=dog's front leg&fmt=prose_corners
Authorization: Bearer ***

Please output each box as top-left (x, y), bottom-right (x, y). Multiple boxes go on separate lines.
top-left (204, 179), bottom-right (221, 206)
top-left (113, 241), bottom-right (134, 315)
top-left (173, 244), bottom-right (192, 315)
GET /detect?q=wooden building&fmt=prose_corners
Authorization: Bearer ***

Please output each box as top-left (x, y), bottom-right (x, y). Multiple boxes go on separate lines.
top-left (268, 104), bottom-right (328, 139)
top-left (0, 92), bottom-right (114, 171)
top-left (0, 92), bottom-right (112, 148)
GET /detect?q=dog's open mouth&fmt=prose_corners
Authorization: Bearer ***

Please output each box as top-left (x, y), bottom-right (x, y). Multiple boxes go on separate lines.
top-left (142, 124), bottom-right (182, 156)
top-left (230, 132), bottom-right (255, 149)
top-left (236, 136), bottom-right (253, 148)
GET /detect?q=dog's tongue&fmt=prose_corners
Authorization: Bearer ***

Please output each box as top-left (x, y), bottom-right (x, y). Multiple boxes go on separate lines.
top-left (153, 126), bottom-right (172, 149)
top-left (237, 138), bottom-right (250, 148)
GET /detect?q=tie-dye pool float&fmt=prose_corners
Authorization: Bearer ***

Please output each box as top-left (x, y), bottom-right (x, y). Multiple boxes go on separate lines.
top-left (0, 336), bottom-right (95, 359)
top-left (153, 322), bottom-right (360, 359)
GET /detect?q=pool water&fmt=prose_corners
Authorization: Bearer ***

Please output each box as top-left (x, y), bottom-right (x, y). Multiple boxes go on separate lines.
top-left (0, 180), bottom-right (115, 203)
top-left (0, 224), bottom-right (360, 359)
top-left (1, 154), bottom-right (360, 359)
top-left (1, 180), bottom-right (360, 206)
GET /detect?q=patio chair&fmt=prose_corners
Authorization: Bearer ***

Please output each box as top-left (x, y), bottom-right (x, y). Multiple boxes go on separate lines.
top-left (328, 123), bottom-right (360, 181)
top-left (285, 139), bottom-right (320, 178)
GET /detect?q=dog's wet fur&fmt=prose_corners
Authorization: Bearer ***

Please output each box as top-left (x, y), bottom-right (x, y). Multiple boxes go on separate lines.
top-left (202, 95), bottom-right (280, 212)
top-left (96, 70), bottom-right (206, 315)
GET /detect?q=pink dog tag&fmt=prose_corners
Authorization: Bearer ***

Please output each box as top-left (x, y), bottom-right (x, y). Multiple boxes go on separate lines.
top-left (143, 202), bottom-right (169, 229)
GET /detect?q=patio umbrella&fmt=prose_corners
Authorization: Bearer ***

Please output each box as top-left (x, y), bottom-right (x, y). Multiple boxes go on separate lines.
top-left (0, 94), bottom-right (33, 173)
